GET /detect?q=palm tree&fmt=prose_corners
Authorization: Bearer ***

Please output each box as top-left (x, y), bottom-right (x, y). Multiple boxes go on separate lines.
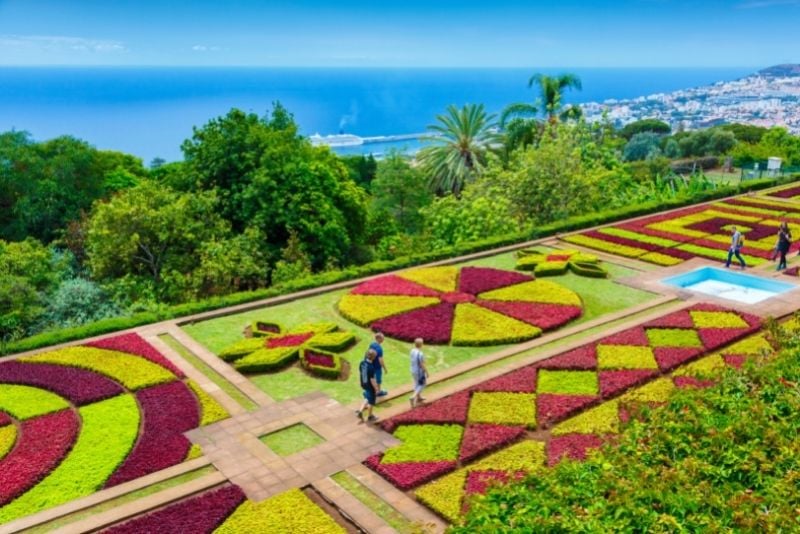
top-left (419, 104), bottom-right (500, 196)
top-left (501, 73), bottom-right (582, 126)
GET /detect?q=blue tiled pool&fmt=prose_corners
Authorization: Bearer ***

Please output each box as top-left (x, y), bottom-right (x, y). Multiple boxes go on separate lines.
top-left (662, 267), bottom-right (796, 304)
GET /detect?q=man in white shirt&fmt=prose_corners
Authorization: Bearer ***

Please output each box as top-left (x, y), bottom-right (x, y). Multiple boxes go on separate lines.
top-left (409, 338), bottom-right (429, 408)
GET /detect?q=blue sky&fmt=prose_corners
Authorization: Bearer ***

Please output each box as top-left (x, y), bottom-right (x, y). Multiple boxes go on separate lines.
top-left (0, 0), bottom-right (798, 67)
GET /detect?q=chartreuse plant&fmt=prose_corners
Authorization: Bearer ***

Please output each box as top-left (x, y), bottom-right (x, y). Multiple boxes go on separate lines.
top-left (0, 384), bottom-right (70, 420)
top-left (456, 334), bottom-right (800, 532)
top-left (214, 488), bottom-right (345, 534)
top-left (690, 311), bottom-right (749, 329)
top-left (646, 328), bottom-right (703, 347)
top-left (23, 347), bottom-right (175, 390)
top-left (338, 295), bottom-right (439, 326)
top-left (552, 400), bottom-right (619, 436)
top-left (537, 370), bottom-right (598, 395)
top-left (0, 395), bottom-right (140, 524)
top-left (0, 425), bottom-right (17, 461)
top-left (187, 381), bottom-right (229, 427)
top-left (468, 393), bottom-right (537, 428)
top-left (596, 345), bottom-right (658, 369)
top-left (382, 425), bottom-right (463, 464)
top-left (450, 304), bottom-right (540, 346)
top-left (415, 471), bottom-right (468, 524)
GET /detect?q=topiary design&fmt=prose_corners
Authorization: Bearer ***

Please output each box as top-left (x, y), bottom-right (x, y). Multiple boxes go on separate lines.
top-left (218, 322), bottom-right (355, 377)
top-left (338, 266), bottom-right (583, 345)
top-left (515, 249), bottom-right (608, 278)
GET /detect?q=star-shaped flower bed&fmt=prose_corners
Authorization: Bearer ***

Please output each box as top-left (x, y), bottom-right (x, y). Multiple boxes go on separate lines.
top-left (217, 322), bottom-right (356, 376)
top-left (337, 266), bottom-right (583, 345)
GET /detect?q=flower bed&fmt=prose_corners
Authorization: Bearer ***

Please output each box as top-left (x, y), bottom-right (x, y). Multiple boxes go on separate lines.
top-left (367, 304), bottom-right (763, 522)
top-left (338, 267), bottom-right (583, 345)
top-left (0, 333), bottom-right (230, 525)
top-left (216, 322), bottom-right (355, 377)
top-left (562, 197), bottom-right (800, 264)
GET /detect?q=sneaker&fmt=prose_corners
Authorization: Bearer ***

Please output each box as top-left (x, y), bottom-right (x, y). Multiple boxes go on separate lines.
top-left (366, 415), bottom-right (379, 423)
top-left (418, 397), bottom-right (426, 403)
top-left (355, 409), bottom-right (363, 421)
top-left (377, 390), bottom-right (388, 397)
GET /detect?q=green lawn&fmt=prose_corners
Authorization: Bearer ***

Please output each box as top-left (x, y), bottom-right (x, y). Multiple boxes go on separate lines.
top-left (182, 250), bottom-right (658, 404)
top-left (260, 423), bottom-right (325, 457)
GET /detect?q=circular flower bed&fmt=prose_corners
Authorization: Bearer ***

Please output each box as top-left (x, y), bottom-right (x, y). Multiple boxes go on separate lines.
top-left (337, 266), bottom-right (583, 346)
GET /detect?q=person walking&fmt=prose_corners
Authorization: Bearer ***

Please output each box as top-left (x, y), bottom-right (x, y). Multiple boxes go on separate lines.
top-left (725, 226), bottom-right (746, 270)
top-left (776, 222), bottom-right (792, 271)
top-left (369, 332), bottom-right (388, 397)
top-left (409, 338), bottom-right (429, 408)
top-left (356, 349), bottom-right (380, 423)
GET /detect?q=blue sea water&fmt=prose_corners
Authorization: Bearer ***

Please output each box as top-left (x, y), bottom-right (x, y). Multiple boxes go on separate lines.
top-left (0, 67), bottom-right (753, 162)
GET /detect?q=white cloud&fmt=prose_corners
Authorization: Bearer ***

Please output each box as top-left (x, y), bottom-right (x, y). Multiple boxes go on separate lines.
top-left (0, 35), bottom-right (127, 53)
top-left (191, 44), bottom-right (222, 52)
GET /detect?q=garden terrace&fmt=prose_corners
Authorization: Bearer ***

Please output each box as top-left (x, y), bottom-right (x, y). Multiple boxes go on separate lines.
top-left (2, 184), bottom-right (800, 533)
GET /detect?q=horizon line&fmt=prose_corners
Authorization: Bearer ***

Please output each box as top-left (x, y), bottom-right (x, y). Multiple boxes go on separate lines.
top-left (0, 64), bottom-right (766, 70)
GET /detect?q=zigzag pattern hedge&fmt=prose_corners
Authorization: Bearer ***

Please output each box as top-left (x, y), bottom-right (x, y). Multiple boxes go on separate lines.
top-left (0, 333), bottom-right (229, 525)
top-left (563, 195), bottom-right (800, 265)
top-left (338, 266), bottom-right (583, 345)
top-left (365, 303), bottom-right (763, 523)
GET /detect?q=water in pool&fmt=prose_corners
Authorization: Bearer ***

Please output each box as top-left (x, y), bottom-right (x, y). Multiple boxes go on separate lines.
top-left (662, 267), bottom-right (796, 305)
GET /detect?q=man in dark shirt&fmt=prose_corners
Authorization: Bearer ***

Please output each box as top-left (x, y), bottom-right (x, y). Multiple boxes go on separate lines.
top-left (356, 349), bottom-right (379, 423)
top-left (369, 332), bottom-right (388, 396)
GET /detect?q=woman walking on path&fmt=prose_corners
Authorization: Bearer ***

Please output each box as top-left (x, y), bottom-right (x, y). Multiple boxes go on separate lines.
top-left (776, 222), bottom-right (792, 271)
top-left (409, 338), bottom-right (429, 408)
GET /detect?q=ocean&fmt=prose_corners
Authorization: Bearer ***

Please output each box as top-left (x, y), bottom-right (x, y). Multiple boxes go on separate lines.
top-left (0, 67), bottom-right (753, 162)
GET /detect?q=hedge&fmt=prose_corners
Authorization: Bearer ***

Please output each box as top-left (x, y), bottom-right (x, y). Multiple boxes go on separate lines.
top-left (3, 175), bottom-right (796, 357)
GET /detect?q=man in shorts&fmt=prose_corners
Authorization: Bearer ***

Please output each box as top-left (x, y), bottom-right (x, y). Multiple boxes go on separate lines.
top-left (356, 349), bottom-right (380, 423)
top-left (369, 332), bottom-right (388, 397)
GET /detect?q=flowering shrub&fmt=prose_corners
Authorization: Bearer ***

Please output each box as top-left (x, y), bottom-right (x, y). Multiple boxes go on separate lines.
top-left (646, 328), bottom-right (703, 347)
top-left (552, 400), bottom-right (620, 436)
top-left (364, 453), bottom-right (457, 490)
top-left (653, 346), bottom-right (703, 371)
top-left (536, 345), bottom-right (597, 370)
top-left (86, 333), bottom-right (185, 377)
top-left (382, 391), bottom-right (471, 433)
top-left (102, 484), bottom-right (247, 534)
top-left (536, 370), bottom-right (598, 395)
top-left (0, 384), bottom-right (70, 420)
top-left (105, 382), bottom-right (199, 487)
top-left (338, 294), bottom-right (440, 326)
top-left (450, 303), bottom-right (541, 346)
top-left (598, 369), bottom-right (658, 398)
top-left (341, 267), bottom-right (581, 345)
top-left (300, 349), bottom-right (343, 379)
top-left (382, 424), bottom-right (463, 464)
top-left (536, 394), bottom-right (598, 427)
top-left (467, 392), bottom-right (537, 428)
top-left (596, 345), bottom-right (658, 369)
top-left (23, 347), bottom-right (177, 391)
top-left (415, 471), bottom-right (468, 523)
top-left (0, 361), bottom-right (123, 406)
top-left (0, 395), bottom-right (140, 524)
top-left (0, 410), bottom-right (78, 508)
top-left (0, 425), bottom-right (15, 461)
top-left (546, 433), bottom-right (606, 466)
top-left (187, 381), bottom-right (229, 427)
top-left (250, 320), bottom-right (281, 336)
top-left (216, 488), bottom-right (346, 534)
top-left (470, 366), bottom-right (538, 393)
top-left (764, 183), bottom-right (800, 199)
top-left (458, 424), bottom-right (526, 463)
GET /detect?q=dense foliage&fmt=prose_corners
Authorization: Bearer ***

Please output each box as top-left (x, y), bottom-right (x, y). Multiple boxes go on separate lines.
top-left (2, 79), bottom-right (800, 350)
top-left (454, 323), bottom-right (800, 532)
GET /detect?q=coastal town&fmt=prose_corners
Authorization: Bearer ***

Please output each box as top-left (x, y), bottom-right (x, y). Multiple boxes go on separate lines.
top-left (582, 64), bottom-right (800, 133)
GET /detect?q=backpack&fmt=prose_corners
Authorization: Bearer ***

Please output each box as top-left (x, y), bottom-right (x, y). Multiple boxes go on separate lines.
top-left (359, 359), bottom-right (372, 390)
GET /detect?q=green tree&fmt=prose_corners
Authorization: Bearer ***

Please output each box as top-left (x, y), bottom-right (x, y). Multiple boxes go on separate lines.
top-left (529, 73), bottom-right (582, 122)
top-left (341, 154), bottom-right (378, 190)
top-left (729, 126), bottom-right (800, 166)
top-left (623, 132), bottom-right (664, 161)
top-left (719, 123), bottom-right (768, 144)
top-left (192, 227), bottom-right (270, 295)
top-left (86, 180), bottom-right (229, 301)
top-left (370, 153), bottom-right (432, 233)
top-left (619, 119), bottom-right (671, 140)
top-left (181, 106), bottom-right (368, 269)
top-left (38, 278), bottom-right (120, 330)
top-left (418, 104), bottom-right (500, 196)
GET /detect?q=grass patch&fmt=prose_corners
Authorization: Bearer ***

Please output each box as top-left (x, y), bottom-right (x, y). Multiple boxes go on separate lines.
top-left (182, 251), bottom-right (658, 404)
top-left (330, 471), bottom-right (416, 533)
top-left (24, 466), bottom-right (217, 534)
top-left (260, 423), bottom-right (324, 457)
top-left (158, 334), bottom-right (258, 411)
